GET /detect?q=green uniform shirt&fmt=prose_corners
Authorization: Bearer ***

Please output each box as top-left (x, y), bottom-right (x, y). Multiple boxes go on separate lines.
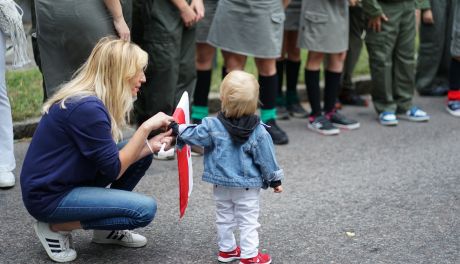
top-left (362, 0), bottom-right (430, 17)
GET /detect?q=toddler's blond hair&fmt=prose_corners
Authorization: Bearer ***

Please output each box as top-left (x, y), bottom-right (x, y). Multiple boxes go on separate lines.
top-left (220, 70), bottom-right (259, 118)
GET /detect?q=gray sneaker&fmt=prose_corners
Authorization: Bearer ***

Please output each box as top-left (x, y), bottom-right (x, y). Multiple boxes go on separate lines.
top-left (308, 115), bottom-right (340, 136)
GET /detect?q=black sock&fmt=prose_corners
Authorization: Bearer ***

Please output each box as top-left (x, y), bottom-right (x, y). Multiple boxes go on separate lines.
top-left (305, 69), bottom-right (321, 116)
top-left (259, 74), bottom-right (278, 110)
top-left (324, 70), bottom-right (341, 113)
top-left (286, 60), bottom-right (301, 104)
top-left (276, 60), bottom-right (285, 98)
top-left (222, 67), bottom-right (227, 80)
top-left (193, 70), bottom-right (212, 106)
top-left (449, 58), bottom-right (460, 91)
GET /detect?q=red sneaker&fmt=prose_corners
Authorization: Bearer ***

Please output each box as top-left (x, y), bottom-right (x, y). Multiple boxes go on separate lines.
top-left (239, 252), bottom-right (272, 264)
top-left (218, 246), bottom-right (241, 262)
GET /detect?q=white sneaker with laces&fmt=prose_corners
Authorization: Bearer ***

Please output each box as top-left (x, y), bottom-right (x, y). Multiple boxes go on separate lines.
top-left (0, 171), bottom-right (15, 187)
top-left (34, 221), bottom-right (77, 263)
top-left (399, 106), bottom-right (430, 122)
top-left (153, 143), bottom-right (175, 160)
top-left (92, 230), bottom-right (147, 248)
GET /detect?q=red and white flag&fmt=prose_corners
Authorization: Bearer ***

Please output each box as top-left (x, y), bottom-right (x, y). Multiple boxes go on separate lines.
top-left (172, 91), bottom-right (193, 219)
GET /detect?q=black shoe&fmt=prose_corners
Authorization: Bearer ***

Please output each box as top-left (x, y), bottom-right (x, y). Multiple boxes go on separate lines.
top-left (287, 103), bottom-right (308, 118)
top-left (339, 92), bottom-right (368, 107)
top-left (326, 110), bottom-right (360, 130)
top-left (418, 85), bottom-right (449, 97)
top-left (307, 115), bottom-right (340, 136)
top-left (276, 106), bottom-right (290, 120)
top-left (265, 119), bottom-right (289, 145)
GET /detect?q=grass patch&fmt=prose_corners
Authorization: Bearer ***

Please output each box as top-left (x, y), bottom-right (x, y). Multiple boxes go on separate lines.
top-left (6, 48), bottom-right (371, 122)
top-left (7, 68), bottom-right (43, 121)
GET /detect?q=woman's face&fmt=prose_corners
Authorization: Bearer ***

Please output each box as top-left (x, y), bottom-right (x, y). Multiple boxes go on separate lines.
top-left (130, 70), bottom-right (146, 96)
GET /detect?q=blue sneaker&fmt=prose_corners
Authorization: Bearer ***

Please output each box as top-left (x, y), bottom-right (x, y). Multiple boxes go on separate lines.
top-left (446, 100), bottom-right (460, 117)
top-left (400, 106), bottom-right (430, 122)
top-left (379, 112), bottom-right (398, 126)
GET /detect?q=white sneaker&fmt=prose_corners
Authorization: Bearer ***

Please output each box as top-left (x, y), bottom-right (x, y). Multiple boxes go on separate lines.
top-left (34, 221), bottom-right (77, 262)
top-left (399, 106), bottom-right (430, 122)
top-left (0, 171), bottom-right (15, 187)
top-left (92, 230), bottom-right (147, 248)
top-left (153, 143), bottom-right (175, 160)
top-left (379, 112), bottom-right (398, 126)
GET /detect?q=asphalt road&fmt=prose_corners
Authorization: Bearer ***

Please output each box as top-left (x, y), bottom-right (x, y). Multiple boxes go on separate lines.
top-left (1, 95), bottom-right (459, 264)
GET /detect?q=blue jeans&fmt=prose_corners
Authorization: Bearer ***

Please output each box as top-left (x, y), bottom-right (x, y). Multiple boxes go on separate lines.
top-left (43, 143), bottom-right (156, 230)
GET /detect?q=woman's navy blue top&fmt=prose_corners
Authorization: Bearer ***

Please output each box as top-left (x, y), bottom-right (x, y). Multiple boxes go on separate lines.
top-left (20, 96), bottom-right (121, 220)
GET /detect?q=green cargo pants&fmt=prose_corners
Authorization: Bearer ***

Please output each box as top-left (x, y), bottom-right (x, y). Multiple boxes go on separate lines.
top-left (416, 0), bottom-right (453, 94)
top-left (365, 1), bottom-right (416, 114)
top-left (133, 0), bottom-right (196, 125)
top-left (342, 5), bottom-right (365, 93)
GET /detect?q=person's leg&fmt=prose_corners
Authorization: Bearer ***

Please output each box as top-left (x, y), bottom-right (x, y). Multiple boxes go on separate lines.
top-left (275, 33), bottom-right (290, 120)
top-left (340, 5), bottom-right (368, 106)
top-left (0, 31), bottom-right (15, 187)
top-left (284, 31), bottom-right (308, 118)
top-left (416, 0), bottom-right (448, 96)
top-left (393, 3), bottom-right (418, 114)
top-left (255, 58), bottom-right (289, 145)
top-left (222, 50), bottom-right (246, 72)
top-left (365, 2), bottom-right (399, 116)
top-left (233, 188), bottom-right (261, 259)
top-left (213, 186), bottom-right (238, 253)
top-left (447, 57), bottom-right (460, 116)
top-left (324, 52), bottom-right (346, 113)
top-left (305, 51), bottom-right (324, 116)
top-left (134, 0), bottom-right (182, 125)
top-left (324, 52), bottom-right (360, 130)
top-left (192, 43), bottom-right (216, 123)
top-left (175, 25), bottom-right (197, 109)
top-left (45, 187), bottom-right (157, 231)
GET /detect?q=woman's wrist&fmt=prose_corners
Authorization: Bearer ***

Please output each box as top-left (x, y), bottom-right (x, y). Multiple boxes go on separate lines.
top-left (145, 139), bottom-right (154, 154)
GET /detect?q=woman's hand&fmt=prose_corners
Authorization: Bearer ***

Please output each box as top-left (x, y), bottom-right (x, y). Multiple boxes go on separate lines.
top-left (141, 112), bottom-right (175, 132)
top-left (113, 16), bottom-right (130, 41)
top-left (148, 130), bottom-right (175, 152)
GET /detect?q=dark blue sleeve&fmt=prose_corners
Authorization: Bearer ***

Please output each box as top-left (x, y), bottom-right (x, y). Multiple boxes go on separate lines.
top-left (66, 100), bottom-right (121, 182)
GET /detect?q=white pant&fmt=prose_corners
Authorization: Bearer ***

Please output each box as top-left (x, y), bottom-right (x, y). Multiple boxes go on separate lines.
top-left (0, 31), bottom-right (15, 172)
top-left (213, 185), bottom-right (261, 259)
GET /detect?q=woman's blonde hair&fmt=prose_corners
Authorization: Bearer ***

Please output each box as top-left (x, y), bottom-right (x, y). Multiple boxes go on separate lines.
top-left (220, 70), bottom-right (259, 118)
top-left (42, 37), bottom-right (148, 142)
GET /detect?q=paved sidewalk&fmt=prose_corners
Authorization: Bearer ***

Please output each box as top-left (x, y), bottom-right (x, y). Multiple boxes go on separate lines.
top-left (1, 95), bottom-right (459, 264)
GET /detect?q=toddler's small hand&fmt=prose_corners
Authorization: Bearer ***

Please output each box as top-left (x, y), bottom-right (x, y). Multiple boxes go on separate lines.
top-left (274, 186), bottom-right (283, 193)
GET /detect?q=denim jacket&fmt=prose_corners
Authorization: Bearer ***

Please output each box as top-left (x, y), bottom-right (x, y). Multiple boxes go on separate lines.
top-left (177, 117), bottom-right (284, 189)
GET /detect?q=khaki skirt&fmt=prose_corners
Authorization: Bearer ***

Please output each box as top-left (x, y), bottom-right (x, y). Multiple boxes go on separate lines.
top-left (284, 0), bottom-right (302, 31)
top-left (298, 0), bottom-right (349, 53)
top-left (196, 0), bottom-right (219, 43)
top-left (36, 0), bottom-right (117, 96)
top-left (207, 0), bottom-right (285, 58)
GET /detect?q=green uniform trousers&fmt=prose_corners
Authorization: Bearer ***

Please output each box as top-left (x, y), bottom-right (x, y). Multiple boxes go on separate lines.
top-left (133, 0), bottom-right (196, 125)
top-left (365, 1), bottom-right (416, 114)
top-left (342, 5), bottom-right (366, 92)
top-left (416, 0), bottom-right (454, 94)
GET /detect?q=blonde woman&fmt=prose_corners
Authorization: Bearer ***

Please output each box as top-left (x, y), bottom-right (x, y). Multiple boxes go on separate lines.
top-left (20, 38), bottom-right (174, 263)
